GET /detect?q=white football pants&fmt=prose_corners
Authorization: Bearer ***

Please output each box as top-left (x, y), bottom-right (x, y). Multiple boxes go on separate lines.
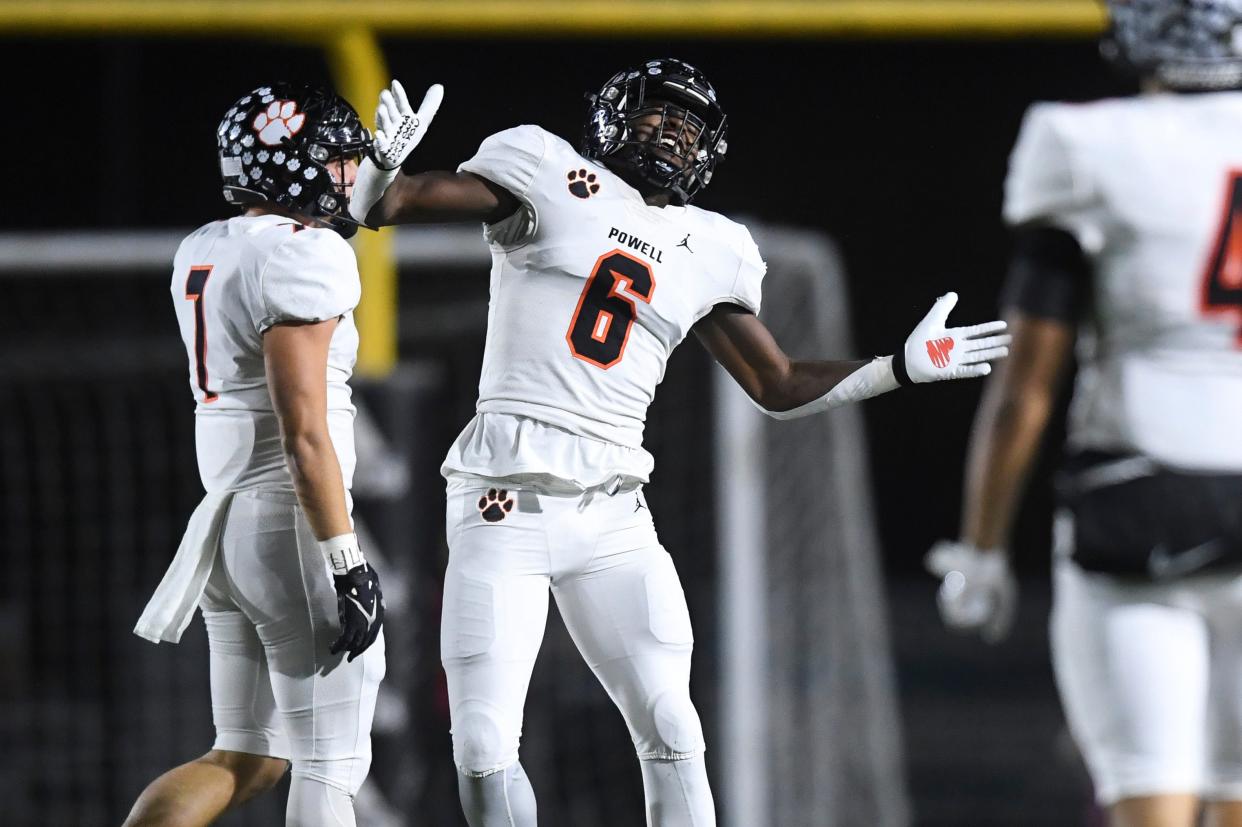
top-left (1052, 512), bottom-right (1242, 805)
top-left (200, 489), bottom-right (385, 803)
top-left (441, 483), bottom-right (708, 775)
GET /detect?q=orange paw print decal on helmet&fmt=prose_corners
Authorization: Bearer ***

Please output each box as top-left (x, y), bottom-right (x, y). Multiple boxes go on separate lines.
top-left (568, 168), bottom-right (601, 199)
top-left (253, 100), bottom-right (307, 146)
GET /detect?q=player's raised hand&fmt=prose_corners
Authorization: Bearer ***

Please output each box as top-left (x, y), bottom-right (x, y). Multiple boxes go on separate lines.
top-left (894, 292), bottom-right (1011, 384)
top-left (924, 540), bottom-right (1017, 644)
top-left (372, 79), bottom-right (444, 171)
top-left (329, 561), bottom-right (385, 661)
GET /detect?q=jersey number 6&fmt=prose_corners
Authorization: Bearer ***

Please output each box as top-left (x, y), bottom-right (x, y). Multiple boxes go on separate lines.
top-left (566, 250), bottom-right (656, 369)
top-left (1202, 170), bottom-right (1242, 345)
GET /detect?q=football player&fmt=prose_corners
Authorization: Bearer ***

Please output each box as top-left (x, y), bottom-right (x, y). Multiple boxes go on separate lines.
top-left (925, 2), bottom-right (1242, 825)
top-left (124, 83), bottom-right (386, 827)
top-left (349, 60), bottom-right (1010, 827)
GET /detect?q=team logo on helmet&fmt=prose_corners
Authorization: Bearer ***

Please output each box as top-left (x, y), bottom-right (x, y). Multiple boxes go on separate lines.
top-left (253, 100), bottom-right (307, 146)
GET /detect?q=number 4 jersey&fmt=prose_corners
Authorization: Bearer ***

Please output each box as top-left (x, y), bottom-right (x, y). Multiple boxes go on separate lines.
top-left (170, 214), bottom-right (361, 493)
top-left (442, 124), bottom-right (766, 490)
top-left (1005, 93), bottom-right (1242, 472)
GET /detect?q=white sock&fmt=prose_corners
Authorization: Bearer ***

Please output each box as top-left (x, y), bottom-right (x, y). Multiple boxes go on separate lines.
top-left (286, 773), bottom-right (356, 827)
top-left (457, 761), bottom-right (538, 827)
top-left (640, 755), bottom-right (717, 827)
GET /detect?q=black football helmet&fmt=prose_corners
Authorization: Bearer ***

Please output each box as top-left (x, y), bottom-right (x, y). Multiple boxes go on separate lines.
top-left (582, 58), bottom-right (727, 205)
top-left (1101, 0), bottom-right (1242, 90)
top-left (217, 83), bottom-right (372, 237)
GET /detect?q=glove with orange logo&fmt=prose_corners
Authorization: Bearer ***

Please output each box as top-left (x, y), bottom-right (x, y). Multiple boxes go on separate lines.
top-left (748, 291), bottom-right (1010, 421)
top-left (893, 292), bottom-right (1011, 384)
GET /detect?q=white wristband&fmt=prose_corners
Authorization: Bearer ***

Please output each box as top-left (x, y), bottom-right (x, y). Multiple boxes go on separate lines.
top-left (347, 157), bottom-right (398, 226)
top-left (319, 532), bottom-right (366, 575)
top-left (753, 356), bottom-right (901, 421)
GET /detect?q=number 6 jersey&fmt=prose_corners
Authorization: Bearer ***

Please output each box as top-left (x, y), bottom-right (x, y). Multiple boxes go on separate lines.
top-left (442, 125), bottom-right (766, 490)
top-left (1005, 93), bottom-right (1242, 471)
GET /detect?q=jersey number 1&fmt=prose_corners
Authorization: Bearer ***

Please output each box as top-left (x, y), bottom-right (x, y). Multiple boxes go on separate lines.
top-left (185, 266), bottom-right (218, 402)
top-left (1202, 170), bottom-right (1242, 344)
top-left (566, 250), bottom-right (656, 369)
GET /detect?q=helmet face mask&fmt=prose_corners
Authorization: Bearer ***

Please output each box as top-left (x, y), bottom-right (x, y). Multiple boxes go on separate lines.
top-left (1103, 0), bottom-right (1242, 91)
top-left (583, 59), bottom-right (728, 205)
top-left (217, 83), bottom-right (372, 237)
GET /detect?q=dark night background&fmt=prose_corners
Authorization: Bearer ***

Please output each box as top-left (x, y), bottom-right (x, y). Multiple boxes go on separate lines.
top-left (8, 35), bottom-right (1130, 572)
top-left (2, 30), bottom-right (1136, 826)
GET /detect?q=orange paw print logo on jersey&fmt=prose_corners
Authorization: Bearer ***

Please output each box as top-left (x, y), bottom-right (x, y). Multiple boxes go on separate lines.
top-left (925, 336), bottom-right (955, 369)
top-left (567, 168), bottom-right (601, 199)
top-left (253, 100), bottom-right (307, 146)
top-left (477, 488), bottom-right (515, 522)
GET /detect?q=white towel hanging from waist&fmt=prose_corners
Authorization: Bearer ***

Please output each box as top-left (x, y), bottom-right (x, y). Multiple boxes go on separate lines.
top-left (133, 490), bottom-right (235, 644)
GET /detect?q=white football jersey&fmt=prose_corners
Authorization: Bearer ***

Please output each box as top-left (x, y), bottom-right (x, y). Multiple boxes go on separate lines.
top-left (1005, 93), bottom-right (1242, 471)
top-left (170, 213), bottom-right (361, 493)
top-left (442, 125), bottom-right (766, 489)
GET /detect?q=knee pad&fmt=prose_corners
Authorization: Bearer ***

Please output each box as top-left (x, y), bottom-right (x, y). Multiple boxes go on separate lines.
top-left (288, 773), bottom-right (358, 827)
top-left (291, 756), bottom-right (370, 797)
top-left (637, 691), bottom-right (705, 760)
top-left (453, 700), bottom-right (520, 776)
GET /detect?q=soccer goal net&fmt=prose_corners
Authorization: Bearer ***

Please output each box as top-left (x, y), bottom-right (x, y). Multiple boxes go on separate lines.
top-left (0, 223), bottom-right (907, 826)
top-left (715, 225), bottom-right (910, 827)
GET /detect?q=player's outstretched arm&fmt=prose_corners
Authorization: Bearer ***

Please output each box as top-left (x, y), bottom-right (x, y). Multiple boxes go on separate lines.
top-left (366, 169), bottom-right (519, 226)
top-left (693, 291), bottom-right (1012, 419)
top-left (265, 320), bottom-right (384, 661)
top-left (924, 311), bottom-right (1073, 642)
top-left (693, 303), bottom-right (870, 411)
top-left (348, 79), bottom-right (520, 227)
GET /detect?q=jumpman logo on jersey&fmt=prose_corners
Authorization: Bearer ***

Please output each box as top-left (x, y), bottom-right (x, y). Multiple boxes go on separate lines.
top-left (677, 234), bottom-right (694, 253)
top-left (634, 492), bottom-right (647, 512)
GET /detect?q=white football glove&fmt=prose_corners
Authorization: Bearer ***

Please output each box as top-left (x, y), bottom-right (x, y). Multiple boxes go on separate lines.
top-left (894, 292), bottom-right (1011, 385)
top-left (373, 79), bottom-right (443, 171)
top-left (349, 80), bottom-right (444, 226)
top-left (924, 540), bottom-right (1017, 644)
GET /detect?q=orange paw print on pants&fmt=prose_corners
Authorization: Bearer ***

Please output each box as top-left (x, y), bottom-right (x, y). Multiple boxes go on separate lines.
top-left (477, 489), bottom-right (515, 522)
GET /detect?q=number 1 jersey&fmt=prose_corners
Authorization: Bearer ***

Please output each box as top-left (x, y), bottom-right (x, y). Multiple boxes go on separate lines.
top-left (1005, 93), bottom-right (1242, 471)
top-left (442, 125), bottom-right (766, 489)
top-left (170, 214), bottom-right (361, 493)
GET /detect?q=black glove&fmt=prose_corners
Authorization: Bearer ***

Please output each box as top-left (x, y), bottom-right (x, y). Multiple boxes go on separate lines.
top-left (329, 562), bottom-right (385, 662)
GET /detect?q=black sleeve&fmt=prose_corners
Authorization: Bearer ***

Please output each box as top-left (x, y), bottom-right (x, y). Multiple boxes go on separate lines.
top-left (999, 225), bottom-right (1091, 322)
